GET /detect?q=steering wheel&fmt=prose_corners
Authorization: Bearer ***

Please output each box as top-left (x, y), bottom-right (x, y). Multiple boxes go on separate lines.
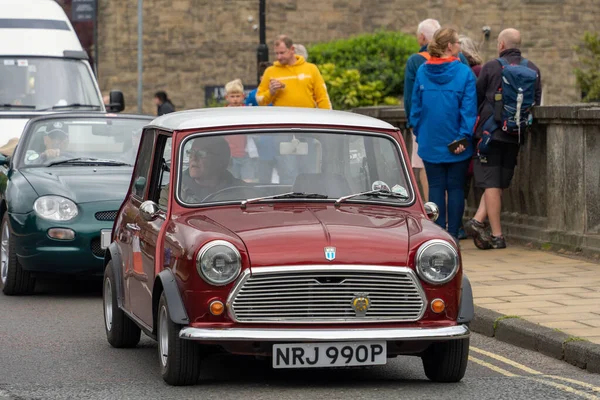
top-left (201, 186), bottom-right (263, 203)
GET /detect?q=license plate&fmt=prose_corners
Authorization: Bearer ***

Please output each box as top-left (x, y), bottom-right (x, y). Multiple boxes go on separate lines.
top-left (100, 229), bottom-right (112, 249)
top-left (272, 341), bottom-right (386, 369)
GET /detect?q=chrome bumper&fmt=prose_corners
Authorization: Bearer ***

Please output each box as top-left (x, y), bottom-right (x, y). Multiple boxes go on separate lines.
top-left (179, 325), bottom-right (469, 342)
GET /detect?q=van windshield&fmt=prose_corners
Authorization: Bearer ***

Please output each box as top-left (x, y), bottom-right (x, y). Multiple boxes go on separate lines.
top-left (0, 57), bottom-right (102, 111)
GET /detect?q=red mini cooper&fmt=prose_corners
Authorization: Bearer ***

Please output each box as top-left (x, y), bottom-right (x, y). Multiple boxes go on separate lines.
top-left (102, 107), bottom-right (473, 386)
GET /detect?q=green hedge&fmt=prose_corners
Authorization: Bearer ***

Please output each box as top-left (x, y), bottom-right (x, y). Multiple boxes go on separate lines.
top-left (308, 31), bottom-right (420, 100)
top-left (575, 32), bottom-right (600, 102)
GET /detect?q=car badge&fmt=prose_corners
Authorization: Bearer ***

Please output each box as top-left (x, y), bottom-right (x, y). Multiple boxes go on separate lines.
top-left (324, 246), bottom-right (336, 261)
top-left (351, 293), bottom-right (370, 317)
top-left (52, 121), bottom-right (63, 129)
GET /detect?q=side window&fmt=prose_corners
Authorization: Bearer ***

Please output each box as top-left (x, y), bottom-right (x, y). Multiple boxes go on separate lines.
top-left (148, 134), bottom-right (172, 208)
top-left (131, 129), bottom-right (156, 199)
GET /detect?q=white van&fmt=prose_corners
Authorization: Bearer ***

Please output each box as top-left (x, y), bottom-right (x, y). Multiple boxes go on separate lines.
top-left (0, 0), bottom-right (124, 146)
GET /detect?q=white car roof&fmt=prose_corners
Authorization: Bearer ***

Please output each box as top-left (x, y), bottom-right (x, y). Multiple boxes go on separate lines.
top-left (148, 107), bottom-right (396, 132)
top-left (0, 0), bottom-right (83, 57)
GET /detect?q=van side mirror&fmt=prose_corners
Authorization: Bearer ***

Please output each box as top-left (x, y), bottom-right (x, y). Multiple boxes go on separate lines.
top-left (0, 154), bottom-right (8, 166)
top-left (107, 90), bottom-right (125, 112)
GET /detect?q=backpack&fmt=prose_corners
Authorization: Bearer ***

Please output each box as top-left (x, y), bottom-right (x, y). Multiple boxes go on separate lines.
top-left (476, 57), bottom-right (537, 156)
top-left (493, 57), bottom-right (538, 139)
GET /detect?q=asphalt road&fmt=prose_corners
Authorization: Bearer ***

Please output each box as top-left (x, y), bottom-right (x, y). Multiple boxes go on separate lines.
top-left (1, 278), bottom-right (600, 400)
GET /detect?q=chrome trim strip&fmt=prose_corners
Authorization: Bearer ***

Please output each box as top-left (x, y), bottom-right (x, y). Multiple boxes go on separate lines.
top-left (179, 324), bottom-right (470, 342)
top-left (226, 265), bottom-right (428, 324)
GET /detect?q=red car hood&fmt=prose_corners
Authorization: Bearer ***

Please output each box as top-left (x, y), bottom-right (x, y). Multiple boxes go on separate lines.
top-left (196, 204), bottom-right (411, 268)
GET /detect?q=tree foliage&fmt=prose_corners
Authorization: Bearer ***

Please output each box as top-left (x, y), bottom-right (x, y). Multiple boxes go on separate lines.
top-left (574, 32), bottom-right (600, 102)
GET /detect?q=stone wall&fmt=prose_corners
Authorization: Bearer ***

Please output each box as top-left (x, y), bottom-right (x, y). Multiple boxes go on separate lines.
top-left (353, 104), bottom-right (600, 258)
top-left (97, 0), bottom-right (599, 115)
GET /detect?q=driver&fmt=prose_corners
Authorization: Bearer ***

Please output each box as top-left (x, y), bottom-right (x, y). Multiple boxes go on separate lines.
top-left (26, 124), bottom-right (70, 164)
top-left (159, 136), bottom-right (244, 206)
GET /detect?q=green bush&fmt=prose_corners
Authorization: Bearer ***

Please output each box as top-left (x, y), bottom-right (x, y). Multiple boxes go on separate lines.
top-left (308, 31), bottom-right (420, 99)
top-left (318, 63), bottom-right (398, 110)
top-left (574, 32), bottom-right (600, 102)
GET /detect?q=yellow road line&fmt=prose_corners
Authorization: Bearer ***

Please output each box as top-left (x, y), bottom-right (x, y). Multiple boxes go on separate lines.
top-left (468, 356), bottom-right (517, 377)
top-left (469, 355), bottom-right (599, 399)
top-left (544, 376), bottom-right (600, 393)
top-left (529, 378), bottom-right (599, 400)
top-left (471, 346), bottom-right (541, 375)
top-left (472, 346), bottom-right (600, 393)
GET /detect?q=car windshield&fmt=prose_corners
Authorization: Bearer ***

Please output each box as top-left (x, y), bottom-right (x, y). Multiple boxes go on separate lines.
top-left (176, 131), bottom-right (413, 205)
top-left (17, 117), bottom-right (150, 168)
top-left (0, 57), bottom-right (102, 111)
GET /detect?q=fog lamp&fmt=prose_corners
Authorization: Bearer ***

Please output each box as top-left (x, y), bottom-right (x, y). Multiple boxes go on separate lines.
top-left (431, 298), bottom-right (446, 313)
top-left (209, 300), bottom-right (224, 316)
top-left (48, 228), bottom-right (75, 240)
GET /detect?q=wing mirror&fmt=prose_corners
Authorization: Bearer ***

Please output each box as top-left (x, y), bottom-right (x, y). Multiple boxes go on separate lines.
top-left (140, 200), bottom-right (161, 221)
top-left (0, 154), bottom-right (8, 166)
top-left (424, 202), bottom-right (439, 222)
top-left (107, 90), bottom-right (125, 112)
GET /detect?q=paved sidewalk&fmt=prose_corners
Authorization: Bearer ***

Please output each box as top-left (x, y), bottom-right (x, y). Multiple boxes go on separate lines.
top-left (461, 241), bottom-right (600, 344)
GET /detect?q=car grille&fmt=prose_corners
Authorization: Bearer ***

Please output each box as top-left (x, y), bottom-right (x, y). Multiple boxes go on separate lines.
top-left (227, 266), bottom-right (426, 324)
top-left (95, 211), bottom-right (118, 221)
top-left (91, 238), bottom-right (105, 258)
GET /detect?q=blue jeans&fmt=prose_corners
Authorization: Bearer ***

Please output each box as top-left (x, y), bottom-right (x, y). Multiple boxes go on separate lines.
top-left (423, 159), bottom-right (470, 238)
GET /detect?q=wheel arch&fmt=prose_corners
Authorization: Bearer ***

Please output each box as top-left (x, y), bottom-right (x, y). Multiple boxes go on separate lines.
top-left (153, 269), bottom-right (189, 332)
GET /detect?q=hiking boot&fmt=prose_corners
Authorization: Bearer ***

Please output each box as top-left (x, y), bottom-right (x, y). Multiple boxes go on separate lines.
top-left (490, 235), bottom-right (507, 249)
top-left (464, 218), bottom-right (492, 250)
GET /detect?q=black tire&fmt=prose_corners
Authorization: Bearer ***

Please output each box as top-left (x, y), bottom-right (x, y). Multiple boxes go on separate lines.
top-left (1, 213), bottom-right (36, 295)
top-left (421, 338), bottom-right (469, 382)
top-left (103, 261), bottom-right (141, 348)
top-left (157, 292), bottom-right (201, 386)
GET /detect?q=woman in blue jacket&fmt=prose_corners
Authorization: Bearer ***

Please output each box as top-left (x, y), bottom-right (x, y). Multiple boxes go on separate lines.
top-left (409, 27), bottom-right (477, 241)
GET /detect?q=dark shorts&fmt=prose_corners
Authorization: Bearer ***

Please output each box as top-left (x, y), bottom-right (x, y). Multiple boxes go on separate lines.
top-left (473, 141), bottom-right (520, 189)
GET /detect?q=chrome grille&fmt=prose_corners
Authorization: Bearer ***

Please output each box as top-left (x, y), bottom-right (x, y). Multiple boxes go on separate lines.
top-left (227, 266), bottom-right (426, 324)
top-left (95, 211), bottom-right (117, 221)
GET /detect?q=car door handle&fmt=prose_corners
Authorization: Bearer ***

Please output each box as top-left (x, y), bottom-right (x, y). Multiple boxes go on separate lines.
top-left (126, 223), bottom-right (141, 231)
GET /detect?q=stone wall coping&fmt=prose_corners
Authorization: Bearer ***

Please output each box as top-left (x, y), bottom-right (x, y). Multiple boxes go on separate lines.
top-left (353, 104), bottom-right (600, 125)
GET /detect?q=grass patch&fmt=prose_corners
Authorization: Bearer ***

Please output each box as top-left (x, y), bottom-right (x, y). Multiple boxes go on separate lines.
top-left (563, 336), bottom-right (589, 344)
top-left (541, 242), bottom-right (553, 251)
top-left (493, 315), bottom-right (521, 331)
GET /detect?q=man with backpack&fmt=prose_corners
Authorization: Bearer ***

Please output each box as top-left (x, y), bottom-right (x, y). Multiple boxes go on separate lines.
top-left (465, 28), bottom-right (542, 250)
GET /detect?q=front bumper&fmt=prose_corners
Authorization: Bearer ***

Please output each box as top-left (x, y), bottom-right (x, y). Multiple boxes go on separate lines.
top-left (179, 324), bottom-right (470, 342)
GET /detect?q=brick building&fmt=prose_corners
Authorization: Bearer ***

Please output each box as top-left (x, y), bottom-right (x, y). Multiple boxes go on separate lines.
top-left (94, 0), bottom-right (599, 115)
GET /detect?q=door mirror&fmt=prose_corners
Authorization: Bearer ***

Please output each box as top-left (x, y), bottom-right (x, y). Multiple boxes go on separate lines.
top-left (107, 90), bottom-right (125, 112)
top-left (140, 200), bottom-right (161, 221)
top-left (0, 154), bottom-right (8, 166)
top-left (424, 202), bottom-right (439, 222)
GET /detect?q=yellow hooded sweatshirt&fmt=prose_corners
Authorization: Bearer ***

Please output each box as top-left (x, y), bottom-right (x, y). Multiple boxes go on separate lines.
top-left (256, 55), bottom-right (332, 109)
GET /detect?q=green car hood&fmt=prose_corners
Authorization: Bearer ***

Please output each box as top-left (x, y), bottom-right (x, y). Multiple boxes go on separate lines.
top-left (20, 166), bottom-right (134, 204)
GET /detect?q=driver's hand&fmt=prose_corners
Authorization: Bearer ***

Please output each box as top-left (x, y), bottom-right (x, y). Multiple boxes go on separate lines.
top-left (43, 149), bottom-right (60, 159)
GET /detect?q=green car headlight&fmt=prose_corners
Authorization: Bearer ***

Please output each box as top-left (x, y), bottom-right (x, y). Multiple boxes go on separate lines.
top-left (33, 195), bottom-right (78, 221)
top-left (415, 239), bottom-right (459, 285)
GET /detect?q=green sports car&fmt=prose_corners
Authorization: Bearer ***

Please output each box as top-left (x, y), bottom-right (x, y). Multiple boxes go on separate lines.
top-left (0, 112), bottom-right (153, 295)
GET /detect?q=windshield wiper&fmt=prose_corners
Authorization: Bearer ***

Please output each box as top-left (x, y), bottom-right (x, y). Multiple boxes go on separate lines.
top-left (335, 189), bottom-right (409, 206)
top-left (241, 191), bottom-right (328, 209)
top-left (0, 103), bottom-right (36, 109)
top-left (47, 157), bottom-right (132, 167)
top-left (42, 103), bottom-right (102, 111)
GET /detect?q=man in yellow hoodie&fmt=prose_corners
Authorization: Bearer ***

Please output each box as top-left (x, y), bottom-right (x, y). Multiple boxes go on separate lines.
top-left (257, 35), bottom-right (332, 109)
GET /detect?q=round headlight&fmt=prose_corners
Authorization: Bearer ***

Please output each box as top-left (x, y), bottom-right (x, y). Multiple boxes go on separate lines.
top-left (415, 239), bottom-right (459, 284)
top-left (33, 195), bottom-right (78, 221)
top-left (196, 240), bottom-right (241, 286)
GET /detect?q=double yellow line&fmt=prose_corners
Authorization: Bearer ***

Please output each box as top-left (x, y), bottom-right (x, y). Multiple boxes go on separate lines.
top-left (470, 346), bottom-right (600, 399)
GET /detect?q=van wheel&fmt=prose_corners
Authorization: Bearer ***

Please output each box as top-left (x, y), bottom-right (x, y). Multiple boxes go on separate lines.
top-left (158, 292), bottom-right (201, 386)
top-left (1, 213), bottom-right (35, 295)
top-left (103, 261), bottom-right (141, 348)
top-left (421, 338), bottom-right (469, 382)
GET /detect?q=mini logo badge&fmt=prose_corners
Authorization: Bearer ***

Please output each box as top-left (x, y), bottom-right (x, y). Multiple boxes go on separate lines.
top-left (324, 246), bottom-right (336, 261)
top-left (53, 121), bottom-right (63, 129)
top-left (351, 294), bottom-right (370, 317)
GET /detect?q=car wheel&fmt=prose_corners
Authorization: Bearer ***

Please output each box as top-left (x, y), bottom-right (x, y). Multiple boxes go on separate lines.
top-left (157, 291), bottom-right (201, 386)
top-left (1, 213), bottom-right (36, 295)
top-left (103, 261), bottom-right (141, 348)
top-left (421, 337), bottom-right (469, 382)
